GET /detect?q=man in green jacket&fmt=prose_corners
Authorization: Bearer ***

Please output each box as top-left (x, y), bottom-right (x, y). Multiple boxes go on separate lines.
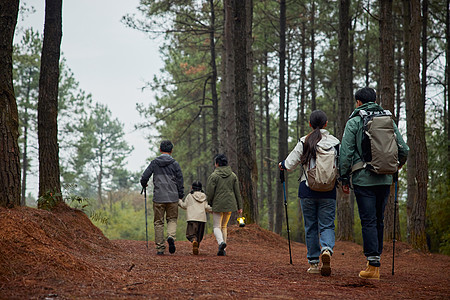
top-left (339, 87), bottom-right (409, 280)
top-left (206, 154), bottom-right (243, 256)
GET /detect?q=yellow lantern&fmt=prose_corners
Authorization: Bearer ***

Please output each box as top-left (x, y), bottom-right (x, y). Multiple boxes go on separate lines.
top-left (237, 216), bottom-right (245, 227)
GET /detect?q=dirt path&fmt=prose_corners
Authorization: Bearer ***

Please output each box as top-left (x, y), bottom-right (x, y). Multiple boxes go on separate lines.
top-left (1, 207), bottom-right (449, 299)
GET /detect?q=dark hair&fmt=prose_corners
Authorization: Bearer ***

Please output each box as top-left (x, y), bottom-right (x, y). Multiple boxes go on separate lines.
top-left (190, 181), bottom-right (203, 194)
top-left (300, 110), bottom-right (327, 165)
top-left (214, 154), bottom-right (228, 167)
top-left (355, 87), bottom-right (376, 104)
top-left (160, 140), bottom-right (173, 153)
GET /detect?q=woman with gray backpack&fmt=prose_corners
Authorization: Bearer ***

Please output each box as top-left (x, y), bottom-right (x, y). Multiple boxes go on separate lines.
top-left (279, 110), bottom-right (340, 276)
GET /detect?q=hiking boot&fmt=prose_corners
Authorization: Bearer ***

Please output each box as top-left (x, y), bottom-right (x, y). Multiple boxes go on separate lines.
top-left (307, 263), bottom-right (320, 274)
top-left (359, 264), bottom-right (380, 280)
top-left (320, 250), bottom-right (331, 276)
top-left (217, 242), bottom-right (227, 256)
top-left (193, 241), bottom-right (199, 255)
top-left (167, 237), bottom-right (176, 254)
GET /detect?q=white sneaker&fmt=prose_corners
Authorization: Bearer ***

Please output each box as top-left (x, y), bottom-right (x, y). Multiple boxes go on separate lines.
top-left (307, 263), bottom-right (320, 274)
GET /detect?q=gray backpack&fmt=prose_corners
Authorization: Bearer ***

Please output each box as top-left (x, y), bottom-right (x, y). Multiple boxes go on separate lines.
top-left (351, 109), bottom-right (398, 175)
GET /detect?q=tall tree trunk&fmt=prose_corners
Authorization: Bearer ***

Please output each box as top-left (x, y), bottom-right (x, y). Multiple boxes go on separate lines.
top-left (258, 66), bottom-right (265, 211)
top-left (38, 0), bottom-right (63, 204)
top-left (365, 0), bottom-right (370, 86)
top-left (310, 0), bottom-right (317, 111)
top-left (209, 0), bottom-right (219, 156)
top-left (395, 10), bottom-right (403, 125)
top-left (406, 0), bottom-right (428, 251)
top-left (379, 0), bottom-right (399, 242)
top-left (300, 21), bottom-right (306, 138)
top-left (403, 0), bottom-right (415, 240)
top-left (233, 0), bottom-right (257, 223)
top-left (246, 0), bottom-right (258, 223)
top-left (21, 107), bottom-right (29, 206)
top-left (0, 0), bottom-right (21, 208)
top-left (264, 50), bottom-right (274, 232)
top-left (275, 0), bottom-right (288, 235)
top-left (220, 0), bottom-right (237, 170)
top-left (98, 155), bottom-right (103, 206)
top-left (447, 0), bottom-right (450, 167)
top-left (336, 0), bottom-right (354, 241)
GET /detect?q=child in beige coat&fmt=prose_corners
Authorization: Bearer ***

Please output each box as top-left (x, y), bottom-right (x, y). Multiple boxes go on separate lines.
top-left (179, 181), bottom-right (212, 255)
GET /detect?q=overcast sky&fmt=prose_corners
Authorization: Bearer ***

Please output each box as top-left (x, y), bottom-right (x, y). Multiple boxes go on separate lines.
top-left (16, 0), bottom-right (162, 178)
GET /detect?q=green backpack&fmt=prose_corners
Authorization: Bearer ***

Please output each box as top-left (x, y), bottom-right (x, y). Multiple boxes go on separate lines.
top-left (351, 109), bottom-right (399, 175)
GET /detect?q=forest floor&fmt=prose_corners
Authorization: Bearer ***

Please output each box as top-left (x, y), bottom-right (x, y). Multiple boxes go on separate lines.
top-left (0, 205), bottom-right (449, 299)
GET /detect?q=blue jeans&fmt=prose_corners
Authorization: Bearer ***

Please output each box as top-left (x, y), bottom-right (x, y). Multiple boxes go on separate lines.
top-left (300, 197), bottom-right (336, 264)
top-left (354, 185), bottom-right (390, 267)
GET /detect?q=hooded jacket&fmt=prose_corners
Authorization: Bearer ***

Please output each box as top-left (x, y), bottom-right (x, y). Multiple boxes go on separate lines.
top-left (283, 129), bottom-right (340, 199)
top-left (178, 191), bottom-right (212, 222)
top-left (339, 102), bottom-right (409, 186)
top-left (284, 129), bottom-right (340, 182)
top-left (140, 154), bottom-right (184, 203)
top-left (206, 166), bottom-right (242, 213)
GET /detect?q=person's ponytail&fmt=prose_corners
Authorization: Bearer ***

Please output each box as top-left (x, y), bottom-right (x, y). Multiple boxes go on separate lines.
top-left (300, 110), bottom-right (328, 165)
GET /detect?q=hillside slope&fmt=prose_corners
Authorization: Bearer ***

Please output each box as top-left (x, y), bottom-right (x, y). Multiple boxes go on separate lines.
top-left (0, 206), bottom-right (449, 299)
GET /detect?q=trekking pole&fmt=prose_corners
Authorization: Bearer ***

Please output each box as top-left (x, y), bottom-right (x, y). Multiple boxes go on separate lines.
top-left (392, 172), bottom-right (399, 275)
top-left (280, 169), bottom-right (293, 265)
top-left (141, 187), bottom-right (149, 250)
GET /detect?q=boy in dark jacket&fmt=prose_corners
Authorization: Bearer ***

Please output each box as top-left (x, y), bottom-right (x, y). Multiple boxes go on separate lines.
top-left (141, 140), bottom-right (184, 255)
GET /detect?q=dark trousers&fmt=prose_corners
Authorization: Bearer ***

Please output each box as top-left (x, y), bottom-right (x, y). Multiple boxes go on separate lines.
top-left (354, 185), bottom-right (390, 267)
top-left (186, 221), bottom-right (206, 244)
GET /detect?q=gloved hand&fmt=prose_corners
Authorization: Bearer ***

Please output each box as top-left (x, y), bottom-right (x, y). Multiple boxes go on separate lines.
top-left (338, 176), bottom-right (350, 186)
top-left (140, 179), bottom-right (148, 189)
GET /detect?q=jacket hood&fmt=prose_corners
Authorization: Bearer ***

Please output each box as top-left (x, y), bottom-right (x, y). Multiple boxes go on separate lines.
top-left (214, 166), bottom-right (232, 178)
top-left (349, 102), bottom-right (384, 118)
top-left (192, 191), bottom-right (207, 203)
top-left (300, 129), bottom-right (340, 149)
top-left (154, 154), bottom-right (175, 167)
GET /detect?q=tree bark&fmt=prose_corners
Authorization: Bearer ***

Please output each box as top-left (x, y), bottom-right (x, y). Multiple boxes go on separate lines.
top-left (209, 0), bottom-right (219, 156)
top-left (233, 0), bottom-right (257, 223)
top-left (379, 0), bottom-right (399, 242)
top-left (275, 0), bottom-right (288, 235)
top-left (21, 106), bottom-right (29, 206)
top-left (403, 0), bottom-right (415, 241)
top-left (220, 0), bottom-right (237, 170)
top-left (447, 0), bottom-right (450, 167)
top-left (0, 0), bottom-right (21, 208)
top-left (406, 0), bottom-right (429, 251)
top-left (264, 50), bottom-right (274, 232)
top-left (38, 0), bottom-right (63, 204)
top-left (336, 0), bottom-right (354, 241)
top-left (310, 0), bottom-right (316, 111)
top-left (300, 21), bottom-right (306, 138)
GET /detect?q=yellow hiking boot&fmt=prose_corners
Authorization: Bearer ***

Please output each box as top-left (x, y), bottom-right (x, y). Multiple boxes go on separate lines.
top-left (359, 264), bottom-right (380, 280)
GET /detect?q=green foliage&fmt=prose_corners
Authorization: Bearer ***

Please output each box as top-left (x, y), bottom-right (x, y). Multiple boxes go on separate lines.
top-left (426, 125), bottom-right (450, 255)
top-left (37, 189), bottom-right (62, 211)
top-left (65, 103), bottom-right (133, 201)
top-left (63, 184), bottom-right (108, 224)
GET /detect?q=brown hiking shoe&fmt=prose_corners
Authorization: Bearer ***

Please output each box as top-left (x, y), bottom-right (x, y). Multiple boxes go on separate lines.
top-left (320, 250), bottom-right (331, 276)
top-left (193, 241), bottom-right (199, 255)
top-left (359, 264), bottom-right (380, 280)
